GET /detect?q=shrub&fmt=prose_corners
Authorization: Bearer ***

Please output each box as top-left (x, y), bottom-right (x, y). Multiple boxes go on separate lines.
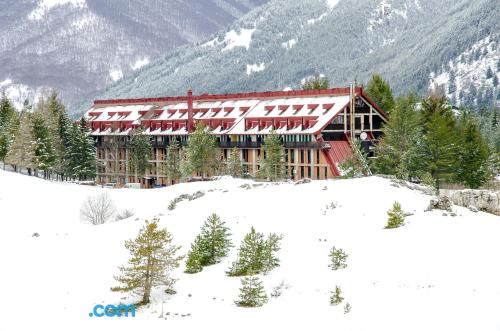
top-left (235, 276), bottom-right (268, 307)
top-left (385, 201), bottom-right (405, 229)
top-left (330, 286), bottom-right (344, 306)
top-left (329, 246), bottom-right (348, 270)
top-left (115, 208), bottom-right (135, 221)
top-left (80, 193), bottom-right (116, 225)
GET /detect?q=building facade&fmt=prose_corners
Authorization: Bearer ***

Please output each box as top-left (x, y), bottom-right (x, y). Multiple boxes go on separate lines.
top-left (84, 86), bottom-right (387, 186)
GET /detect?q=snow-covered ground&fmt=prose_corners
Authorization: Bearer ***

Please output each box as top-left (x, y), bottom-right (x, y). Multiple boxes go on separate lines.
top-left (0, 169), bottom-right (499, 331)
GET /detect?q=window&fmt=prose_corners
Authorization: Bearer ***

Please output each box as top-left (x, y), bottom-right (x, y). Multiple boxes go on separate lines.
top-left (300, 150), bottom-right (304, 163)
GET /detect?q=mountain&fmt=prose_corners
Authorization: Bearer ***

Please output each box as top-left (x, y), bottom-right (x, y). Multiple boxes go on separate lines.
top-left (85, 0), bottom-right (499, 113)
top-left (0, 0), bottom-right (269, 110)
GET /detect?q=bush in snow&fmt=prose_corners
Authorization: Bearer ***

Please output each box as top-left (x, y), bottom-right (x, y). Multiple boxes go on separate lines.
top-left (227, 227), bottom-right (283, 276)
top-left (168, 191), bottom-right (205, 210)
top-left (185, 213), bottom-right (232, 273)
top-left (385, 201), bottom-right (405, 229)
top-left (270, 280), bottom-right (290, 298)
top-left (329, 246), bottom-right (348, 270)
top-left (115, 208), bottom-right (135, 221)
top-left (80, 192), bottom-right (116, 225)
top-left (111, 218), bottom-right (183, 305)
top-left (330, 285), bottom-right (344, 306)
top-left (235, 276), bottom-right (268, 307)
top-left (344, 302), bottom-right (352, 314)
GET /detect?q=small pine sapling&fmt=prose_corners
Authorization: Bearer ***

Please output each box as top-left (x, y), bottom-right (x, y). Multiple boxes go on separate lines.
top-left (329, 246), bottom-right (348, 270)
top-left (385, 201), bottom-right (405, 229)
top-left (330, 286), bottom-right (344, 306)
top-left (235, 276), bottom-right (268, 307)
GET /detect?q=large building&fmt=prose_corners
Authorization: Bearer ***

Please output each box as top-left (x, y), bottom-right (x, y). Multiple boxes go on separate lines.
top-left (84, 86), bottom-right (387, 186)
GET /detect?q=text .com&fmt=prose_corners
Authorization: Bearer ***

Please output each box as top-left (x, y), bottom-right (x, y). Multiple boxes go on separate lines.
top-left (89, 304), bottom-right (136, 317)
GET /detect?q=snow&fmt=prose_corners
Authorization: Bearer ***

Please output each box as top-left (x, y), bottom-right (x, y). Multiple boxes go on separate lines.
top-left (326, 0), bottom-right (340, 9)
top-left (281, 39), bottom-right (297, 50)
top-left (0, 169), bottom-right (499, 330)
top-left (28, 0), bottom-right (87, 20)
top-left (429, 36), bottom-right (499, 105)
top-left (131, 57), bottom-right (150, 71)
top-left (222, 28), bottom-right (256, 52)
top-left (246, 63), bottom-right (266, 75)
top-left (109, 69), bottom-right (123, 82)
top-left (0, 78), bottom-right (12, 88)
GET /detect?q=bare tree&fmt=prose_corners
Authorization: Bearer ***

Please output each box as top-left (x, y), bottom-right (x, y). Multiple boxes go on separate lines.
top-left (80, 193), bottom-right (116, 225)
top-left (115, 208), bottom-right (135, 221)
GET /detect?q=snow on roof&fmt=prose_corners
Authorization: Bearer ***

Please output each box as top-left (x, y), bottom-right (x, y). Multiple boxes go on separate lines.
top-left (85, 92), bottom-right (352, 136)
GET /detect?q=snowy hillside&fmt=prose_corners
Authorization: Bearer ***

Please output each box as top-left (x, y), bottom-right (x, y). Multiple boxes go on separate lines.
top-left (429, 35), bottom-right (499, 109)
top-left (0, 169), bottom-right (499, 330)
top-left (84, 0), bottom-right (499, 113)
top-left (0, 0), bottom-right (269, 112)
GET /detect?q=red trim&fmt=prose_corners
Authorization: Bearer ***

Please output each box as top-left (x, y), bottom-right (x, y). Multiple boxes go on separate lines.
top-left (94, 87), bottom-right (357, 105)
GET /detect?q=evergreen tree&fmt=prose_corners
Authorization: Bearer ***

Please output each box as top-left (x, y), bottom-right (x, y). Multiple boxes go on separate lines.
top-left (228, 227), bottom-right (282, 276)
top-left (329, 247), bottom-right (348, 270)
top-left (420, 92), bottom-right (454, 128)
top-left (302, 76), bottom-right (329, 90)
top-left (31, 112), bottom-right (57, 177)
top-left (373, 94), bottom-right (422, 179)
top-left (235, 276), bottom-right (268, 307)
top-left (455, 118), bottom-right (491, 188)
top-left (259, 132), bottom-right (286, 181)
top-left (199, 213), bottom-right (232, 265)
top-left (418, 111), bottom-right (459, 191)
top-left (330, 286), bottom-right (344, 305)
top-left (164, 141), bottom-right (182, 185)
top-left (185, 213), bottom-right (232, 273)
top-left (183, 123), bottom-right (220, 179)
top-left (184, 235), bottom-right (205, 274)
top-left (0, 94), bottom-right (18, 169)
top-left (486, 67), bottom-right (494, 79)
top-left (112, 219), bottom-right (183, 305)
top-left (385, 201), bottom-right (405, 229)
top-left (493, 74), bottom-right (498, 87)
top-left (66, 120), bottom-right (96, 180)
top-left (0, 93), bottom-right (16, 130)
top-left (6, 113), bottom-right (36, 173)
top-left (448, 71), bottom-right (456, 94)
top-left (129, 128), bottom-right (151, 182)
top-left (365, 73), bottom-right (395, 113)
top-left (261, 233), bottom-right (283, 273)
top-left (226, 147), bottom-right (243, 177)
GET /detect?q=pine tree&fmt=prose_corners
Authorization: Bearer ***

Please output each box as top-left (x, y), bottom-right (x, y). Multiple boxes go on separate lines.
top-left (486, 67), bottom-right (494, 79)
top-left (385, 201), bottom-right (405, 229)
top-left (0, 94), bottom-right (18, 169)
top-left (235, 276), bottom-right (268, 307)
top-left (228, 227), bottom-right (282, 276)
top-left (184, 214), bottom-right (232, 273)
top-left (200, 213), bottom-right (232, 265)
top-left (261, 233), bottom-right (283, 273)
top-left (164, 141), bottom-right (182, 185)
top-left (418, 110), bottom-right (459, 191)
top-left (226, 147), bottom-right (243, 177)
top-left (329, 246), bottom-right (348, 270)
top-left (6, 113), bottom-right (36, 173)
top-left (373, 94), bottom-right (422, 179)
top-left (183, 123), bottom-right (220, 179)
top-left (365, 73), bottom-right (395, 113)
top-left (130, 128), bottom-right (151, 182)
top-left (112, 219), bottom-right (183, 305)
top-left (330, 286), bottom-right (344, 305)
top-left (66, 120), bottom-right (96, 181)
top-left (259, 132), bottom-right (286, 181)
top-left (184, 235), bottom-right (204, 274)
top-left (31, 112), bottom-right (57, 177)
top-left (448, 71), bottom-right (456, 94)
top-left (302, 76), bottom-right (329, 90)
top-left (0, 93), bottom-right (16, 130)
top-left (455, 118), bottom-right (491, 188)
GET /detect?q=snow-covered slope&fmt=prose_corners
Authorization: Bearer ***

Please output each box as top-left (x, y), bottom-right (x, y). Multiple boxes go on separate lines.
top-left (0, 169), bottom-right (499, 330)
top-left (0, 0), bottom-right (269, 112)
top-left (85, 0), bottom-right (499, 113)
